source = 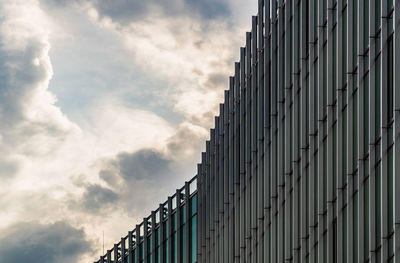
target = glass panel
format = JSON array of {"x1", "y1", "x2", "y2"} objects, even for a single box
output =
[
  {"x1": 172, "y1": 213, "x2": 177, "y2": 232},
  {"x1": 172, "y1": 232, "x2": 177, "y2": 263},
  {"x1": 156, "y1": 247, "x2": 160, "y2": 263},
  {"x1": 190, "y1": 195, "x2": 197, "y2": 216},
  {"x1": 163, "y1": 241, "x2": 168, "y2": 263},
  {"x1": 181, "y1": 224, "x2": 186, "y2": 261},
  {"x1": 189, "y1": 178, "x2": 197, "y2": 194},
  {"x1": 155, "y1": 228, "x2": 160, "y2": 246},
  {"x1": 139, "y1": 243, "x2": 144, "y2": 261},
  {"x1": 132, "y1": 249, "x2": 136, "y2": 263},
  {"x1": 190, "y1": 215, "x2": 197, "y2": 263},
  {"x1": 163, "y1": 222, "x2": 168, "y2": 239}
]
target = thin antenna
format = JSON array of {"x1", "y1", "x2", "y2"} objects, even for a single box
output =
[{"x1": 102, "y1": 231, "x2": 104, "y2": 256}]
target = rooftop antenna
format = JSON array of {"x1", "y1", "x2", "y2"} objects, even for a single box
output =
[{"x1": 102, "y1": 231, "x2": 104, "y2": 256}]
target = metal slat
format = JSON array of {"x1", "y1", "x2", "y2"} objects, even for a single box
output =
[
  {"x1": 346, "y1": 0, "x2": 356, "y2": 261},
  {"x1": 368, "y1": 0, "x2": 380, "y2": 261},
  {"x1": 291, "y1": 0, "x2": 301, "y2": 262},
  {"x1": 270, "y1": 0, "x2": 279, "y2": 261},
  {"x1": 234, "y1": 62, "x2": 241, "y2": 263},
  {"x1": 251, "y1": 15, "x2": 259, "y2": 263},
  {"x1": 257, "y1": 2, "x2": 265, "y2": 262},
  {"x1": 277, "y1": 1, "x2": 285, "y2": 261},
  {"x1": 336, "y1": 0, "x2": 347, "y2": 261},
  {"x1": 326, "y1": 1, "x2": 337, "y2": 262},
  {"x1": 264, "y1": 1, "x2": 272, "y2": 261},
  {"x1": 284, "y1": 0, "x2": 293, "y2": 261},
  {"x1": 239, "y1": 47, "x2": 246, "y2": 263},
  {"x1": 299, "y1": 0, "x2": 310, "y2": 260},
  {"x1": 394, "y1": 2, "x2": 400, "y2": 262},
  {"x1": 245, "y1": 31, "x2": 252, "y2": 263},
  {"x1": 380, "y1": 0, "x2": 390, "y2": 261},
  {"x1": 309, "y1": 0, "x2": 318, "y2": 262},
  {"x1": 357, "y1": 0, "x2": 368, "y2": 261}
]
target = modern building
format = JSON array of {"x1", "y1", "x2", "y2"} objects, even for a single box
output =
[{"x1": 94, "y1": 0, "x2": 400, "y2": 262}]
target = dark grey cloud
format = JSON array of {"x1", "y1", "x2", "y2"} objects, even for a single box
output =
[
  {"x1": 185, "y1": 0, "x2": 230, "y2": 19},
  {"x1": 0, "y1": 221, "x2": 93, "y2": 263},
  {"x1": 88, "y1": 0, "x2": 231, "y2": 24},
  {"x1": 116, "y1": 149, "x2": 172, "y2": 180},
  {"x1": 81, "y1": 184, "x2": 119, "y2": 211},
  {"x1": 205, "y1": 72, "x2": 228, "y2": 90}
]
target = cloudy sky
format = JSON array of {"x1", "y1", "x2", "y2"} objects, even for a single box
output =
[{"x1": 0, "y1": 0, "x2": 256, "y2": 262}]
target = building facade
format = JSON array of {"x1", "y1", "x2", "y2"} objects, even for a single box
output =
[{"x1": 95, "y1": 0, "x2": 400, "y2": 262}]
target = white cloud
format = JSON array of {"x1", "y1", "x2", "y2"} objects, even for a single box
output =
[
  {"x1": 0, "y1": 0, "x2": 257, "y2": 261},
  {"x1": 84, "y1": 4, "x2": 246, "y2": 127}
]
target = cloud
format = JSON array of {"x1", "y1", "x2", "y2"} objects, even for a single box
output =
[
  {"x1": 205, "y1": 72, "x2": 228, "y2": 90},
  {"x1": 89, "y1": 0, "x2": 230, "y2": 24},
  {"x1": 185, "y1": 0, "x2": 231, "y2": 19},
  {"x1": 70, "y1": 184, "x2": 119, "y2": 213},
  {"x1": 0, "y1": 0, "x2": 80, "y2": 160},
  {"x1": 117, "y1": 149, "x2": 172, "y2": 181},
  {"x1": 0, "y1": 221, "x2": 93, "y2": 263},
  {"x1": 166, "y1": 121, "x2": 208, "y2": 161},
  {"x1": 0, "y1": 0, "x2": 258, "y2": 261}
]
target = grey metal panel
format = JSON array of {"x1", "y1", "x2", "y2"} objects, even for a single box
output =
[
  {"x1": 284, "y1": 0, "x2": 293, "y2": 262},
  {"x1": 380, "y1": 0, "x2": 390, "y2": 262},
  {"x1": 395, "y1": 2, "x2": 400, "y2": 262},
  {"x1": 291, "y1": 0, "x2": 301, "y2": 262},
  {"x1": 299, "y1": 0, "x2": 310, "y2": 261},
  {"x1": 114, "y1": 244, "x2": 118, "y2": 263},
  {"x1": 222, "y1": 88, "x2": 229, "y2": 263},
  {"x1": 251, "y1": 15, "x2": 259, "y2": 263},
  {"x1": 346, "y1": 0, "x2": 356, "y2": 262},
  {"x1": 175, "y1": 189, "x2": 182, "y2": 263},
  {"x1": 316, "y1": 0, "x2": 326, "y2": 262},
  {"x1": 263, "y1": 1, "x2": 272, "y2": 262},
  {"x1": 121, "y1": 237, "x2": 126, "y2": 263},
  {"x1": 107, "y1": 250, "x2": 111, "y2": 263},
  {"x1": 214, "y1": 116, "x2": 220, "y2": 263},
  {"x1": 308, "y1": 0, "x2": 318, "y2": 262},
  {"x1": 357, "y1": 0, "x2": 368, "y2": 261},
  {"x1": 128, "y1": 231, "x2": 133, "y2": 263},
  {"x1": 167, "y1": 197, "x2": 173, "y2": 263},
  {"x1": 326, "y1": 1, "x2": 337, "y2": 262},
  {"x1": 277, "y1": 0, "x2": 285, "y2": 261},
  {"x1": 245, "y1": 30, "x2": 252, "y2": 263},
  {"x1": 209, "y1": 129, "x2": 216, "y2": 263},
  {"x1": 184, "y1": 182, "x2": 191, "y2": 263},
  {"x1": 257, "y1": 2, "x2": 265, "y2": 262},
  {"x1": 336, "y1": 0, "x2": 346, "y2": 261},
  {"x1": 234, "y1": 62, "x2": 241, "y2": 263},
  {"x1": 270, "y1": 0, "x2": 278, "y2": 261},
  {"x1": 219, "y1": 105, "x2": 224, "y2": 263},
  {"x1": 228, "y1": 77, "x2": 234, "y2": 263},
  {"x1": 205, "y1": 142, "x2": 211, "y2": 263},
  {"x1": 143, "y1": 218, "x2": 148, "y2": 263},
  {"x1": 135, "y1": 225, "x2": 140, "y2": 263},
  {"x1": 159, "y1": 204, "x2": 165, "y2": 263},
  {"x1": 239, "y1": 46, "x2": 246, "y2": 263},
  {"x1": 369, "y1": 0, "x2": 379, "y2": 261}
]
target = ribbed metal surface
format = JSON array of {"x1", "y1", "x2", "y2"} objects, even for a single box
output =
[
  {"x1": 94, "y1": 0, "x2": 400, "y2": 262},
  {"x1": 197, "y1": 0, "x2": 400, "y2": 262}
]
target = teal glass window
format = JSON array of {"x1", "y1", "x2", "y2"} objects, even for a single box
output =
[
  {"x1": 190, "y1": 195, "x2": 197, "y2": 216},
  {"x1": 131, "y1": 249, "x2": 136, "y2": 263},
  {"x1": 190, "y1": 215, "x2": 197, "y2": 263},
  {"x1": 139, "y1": 243, "x2": 144, "y2": 261}
]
